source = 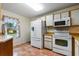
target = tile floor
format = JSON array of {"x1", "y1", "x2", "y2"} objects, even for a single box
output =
[{"x1": 13, "y1": 43, "x2": 63, "y2": 56}]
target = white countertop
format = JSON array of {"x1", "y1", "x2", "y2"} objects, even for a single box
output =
[{"x1": 0, "y1": 35, "x2": 13, "y2": 42}]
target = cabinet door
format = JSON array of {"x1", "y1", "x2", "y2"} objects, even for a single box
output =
[
  {"x1": 75, "y1": 39, "x2": 79, "y2": 56},
  {"x1": 46, "y1": 14, "x2": 53, "y2": 26},
  {"x1": 44, "y1": 40, "x2": 52, "y2": 49},
  {"x1": 54, "y1": 13, "x2": 60, "y2": 20},
  {"x1": 71, "y1": 9, "x2": 79, "y2": 25},
  {"x1": 61, "y1": 12, "x2": 69, "y2": 18},
  {"x1": 0, "y1": 3, "x2": 2, "y2": 19},
  {"x1": 4, "y1": 39, "x2": 13, "y2": 56},
  {"x1": 0, "y1": 3, "x2": 2, "y2": 33},
  {"x1": 41, "y1": 16, "x2": 45, "y2": 21}
]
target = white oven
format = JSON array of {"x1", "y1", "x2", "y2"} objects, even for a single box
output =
[
  {"x1": 54, "y1": 17, "x2": 71, "y2": 27},
  {"x1": 53, "y1": 33, "x2": 72, "y2": 55}
]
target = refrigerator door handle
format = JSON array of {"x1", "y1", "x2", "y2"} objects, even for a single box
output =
[{"x1": 32, "y1": 27, "x2": 34, "y2": 31}]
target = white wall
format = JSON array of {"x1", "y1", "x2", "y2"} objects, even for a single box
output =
[{"x1": 2, "y1": 10, "x2": 30, "y2": 46}]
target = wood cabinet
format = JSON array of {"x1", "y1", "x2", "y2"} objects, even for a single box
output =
[
  {"x1": 0, "y1": 38, "x2": 13, "y2": 56},
  {"x1": 46, "y1": 14, "x2": 53, "y2": 26},
  {"x1": 71, "y1": 9, "x2": 79, "y2": 25},
  {"x1": 61, "y1": 12, "x2": 69, "y2": 18}
]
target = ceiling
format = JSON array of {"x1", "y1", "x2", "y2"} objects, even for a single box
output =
[{"x1": 2, "y1": 3, "x2": 78, "y2": 18}]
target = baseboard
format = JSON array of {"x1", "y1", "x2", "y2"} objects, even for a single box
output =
[{"x1": 13, "y1": 41, "x2": 30, "y2": 48}]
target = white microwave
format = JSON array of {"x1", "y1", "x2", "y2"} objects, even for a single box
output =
[{"x1": 54, "y1": 17, "x2": 71, "y2": 27}]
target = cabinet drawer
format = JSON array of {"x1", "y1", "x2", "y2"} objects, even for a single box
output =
[
  {"x1": 31, "y1": 39, "x2": 43, "y2": 48},
  {"x1": 44, "y1": 38, "x2": 52, "y2": 41},
  {"x1": 44, "y1": 36, "x2": 52, "y2": 38},
  {"x1": 44, "y1": 41, "x2": 52, "y2": 49}
]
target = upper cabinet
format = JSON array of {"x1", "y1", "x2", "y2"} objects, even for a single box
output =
[
  {"x1": 46, "y1": 14, "x2": 53, "y2": 26},
  {"x1": 54, "y1": 13, "x2": 60, "y2": 20},
  {"x1": 61, "y1": 12, "x2": 69, "y2": 18},
  {"x1": 0, "y1": 3, "x2": 1, "y2": 19},
  {"x1": 41, "y1": 16, "x2": 45, "y2": 21},
  {"x1": 0, "y1": 3, "x2": 2, "y2": 20},
  {"x1": 0, "y1": 3, "x2": 2, "y2": 34},
  {"x1": 71, "y1": 9, "x2": 79, "y2": 26},
  {"x1": 54, "y1": 12, "x2": 69, "y2": 20}
]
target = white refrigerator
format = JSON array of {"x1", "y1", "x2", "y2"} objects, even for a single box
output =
[{"x1": 31, "y1": 19, "x2": 45, "y2": 48}]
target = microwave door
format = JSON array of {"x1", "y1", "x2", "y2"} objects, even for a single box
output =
[{"x1": 55, "y1": 21, "x2": 65, "y2": 26}]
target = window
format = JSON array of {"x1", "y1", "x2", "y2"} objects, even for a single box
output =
[{"x1": 2, "y1": 16, "x2": 20, "y2": 38}]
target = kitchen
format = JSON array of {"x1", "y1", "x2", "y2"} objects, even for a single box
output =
[{"x1": 0, "y1": 3, "x2": 79, "y2": 56}]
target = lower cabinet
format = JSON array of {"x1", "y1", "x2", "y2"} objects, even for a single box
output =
[
  {"x1": 75, "y1": 39, "x2": 79, "y2": 56},
  {"x1": 44, "y1": 40, "x2": 52, "y2": 49},
  {"x1": 0, "y1": 38, "x2": 13, "y2": 56}
]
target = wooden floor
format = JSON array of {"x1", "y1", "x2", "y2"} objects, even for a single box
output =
[{"x1": 13, "y1": 43, "x2": 63, "y2": 56}]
